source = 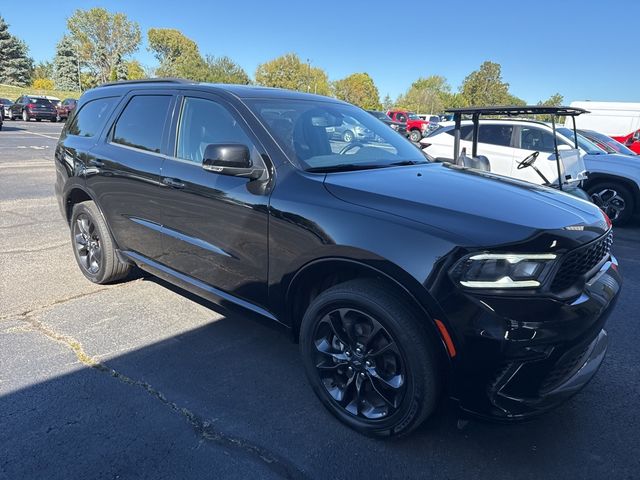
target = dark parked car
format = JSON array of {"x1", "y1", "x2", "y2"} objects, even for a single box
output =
[
  {"x1": 55, "y1": 98, "x2": 78, "y2": 121},
  {"x1": 579, "y1": 129, "x2": 637, "y2": 156},
  {"x1": 55, "y1": 79, "x2": 621, "y2": 437},
  {"x1": 8, "y1": 95, "x2": 57, "y2": 122},
  {"x1": 367, "y1": 110, "x2": 407, "y2": 135}
]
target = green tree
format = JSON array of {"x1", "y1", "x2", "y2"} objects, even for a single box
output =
[
  {"x1": 381, "y1": 93, "x2": 393, "y2": 111},
  {"x1": 255, "y1": 53, "x2": 331, "y2": 96},
  {"x1": 147, "y1": 28, "x2": 201, "y2": 78},
  {"x1": 0, "y1": 16, "x2": 33, "y2": 86},
  {"x1": 333, "y1": 72, "x2": 381, "y2": 109},
  {"x1": 53, "y1": 35, "x2": 80, "y2": 91},
  {"x1": 459, "y1": 61, "x2": 511, "y2": 106},
  {"x1": 396, "y1": 75, "x2": 451, "y2": 113},
  {"x1": 67, "y1": 8, "x2": 141, "y2": 84},
  {"x1": 33, "y1": 61, "x2": 53, "y2": 81},
  {"x1": 126, "y1": 60, "x2": 146, "y2": 80},
  {"x1": 203, "y1": 55, "x2": 249, "y2": 84},
  {"x1": 536, "y1": 92, "x2": 564, "y2": 121}
]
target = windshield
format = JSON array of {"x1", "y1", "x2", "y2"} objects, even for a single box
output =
[
  {"x1": 407, "y1": 113, "x2": 421, "y2": 120},
  {"x1": 556, "y1": 127, "x2": 605, "y2": 155},
  {"x1": 249, "y1": 100, "x2": 429, "y2": 172},
  {"x1": 579, "y1": 130, "x2": 636, "y2": 156}
]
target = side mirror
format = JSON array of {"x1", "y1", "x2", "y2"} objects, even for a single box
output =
[
  {"x1": 202, "y1": 144, "x2": 265, "y2": 180},
  {"x1": 633, "y1": 131, "x2": 640, "y2": 142}
]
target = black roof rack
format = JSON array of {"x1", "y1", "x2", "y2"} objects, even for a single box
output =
[
  {"x1": 98, "y1": 78, "x2": 195, "y2": 87},
  {"x1": 445, "y1": 105, "x2": 588, "y2": 116}
]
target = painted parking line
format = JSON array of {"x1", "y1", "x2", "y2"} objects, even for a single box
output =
[{"x1": 15, "y1": 130, "x2": 60, "y2": 140}]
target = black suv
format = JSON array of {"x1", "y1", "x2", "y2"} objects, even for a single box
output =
[{"x1": 55, "y1": 79, "x2": 621, "y2": 437}]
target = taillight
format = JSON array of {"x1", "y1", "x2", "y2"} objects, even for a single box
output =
[{"x1": 26, "y1": 103, "x2": 36, "y2": 109}]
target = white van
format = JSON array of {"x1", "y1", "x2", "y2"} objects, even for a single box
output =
[{"x1": 568, "y1": 101, "x2": 640, "y2": 152}]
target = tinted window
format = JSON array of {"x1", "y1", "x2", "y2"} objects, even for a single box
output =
[
  {"x1": 67, "y1": 97, "x2": 117, "y2": 137},
  {"x1": 176, "y1": 97, "x2": 254, "y2": 163},
  {"x1": 520, "y1": 127, "x2": 559, "y2": 152},
  {"x1": 445, "y1": 125, "x2": 473, "y2": 139},
  {"x1": 479, "y1": 124, "x2": 513, "y2": 147},
  {"x1": 113, "y1": 95, "x2": 171, "y2": 153}
]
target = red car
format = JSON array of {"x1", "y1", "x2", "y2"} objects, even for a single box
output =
[
  {"x1": 55, "y1": 98, "x2": 78, "y2": 121},
  {"x1": 386, "y1": 110, "x2": 430, "y2": 142}
]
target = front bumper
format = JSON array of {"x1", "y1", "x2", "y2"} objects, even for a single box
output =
[{"x1": 444, "y1": 257, "x2": 621, "y2": 420}]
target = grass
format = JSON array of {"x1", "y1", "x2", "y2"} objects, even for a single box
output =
[{"x1": 0, "y1": 83, "x2": 81, "y2": 102}]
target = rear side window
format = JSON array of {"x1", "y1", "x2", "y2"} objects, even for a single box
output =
[
  {"x1": 67, "y1": 97, "x2": 117, "y2": 137},
  {"x1": 478, "y1": 125, "x2": 513, "y2": 147},
  {"x1": 112, "y1": 95, "x2": 171, "y2": 153}
]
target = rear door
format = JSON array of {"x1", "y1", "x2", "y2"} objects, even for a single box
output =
[
  {"x1": 87, "y1": 90, "x2": 175, "y2": 260},
  {"x1": 158, "y1": 92, "x2": 271, "y2": 307}
]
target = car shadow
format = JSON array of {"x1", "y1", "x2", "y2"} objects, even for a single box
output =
[
  {"x1": 0, "y1": 124, "x2": 28, "y2": 132},
  {"x1": 2, "y1": 266, "x2": 639, "y2": 479}
]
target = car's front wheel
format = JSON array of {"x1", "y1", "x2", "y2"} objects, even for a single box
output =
[
  {"x1": 300, "y1": 279, "x2": 440, "y2": 438},
  {"x1": 588, "y1": 182, "x2": 635, "y2": 226},
  {"x1": 70, "y1": 201, "x2": 131, "y2": 284},
  {"x1": 22, "y1": 110, "x2": 28, "y2": 122},
  {"x1": 342, "y1": 130, "x2": 354, "y2": 143}
]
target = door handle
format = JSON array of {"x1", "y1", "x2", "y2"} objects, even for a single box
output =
[{"x1": 162, "y1": 177, "x2": 185, "y2": 189}]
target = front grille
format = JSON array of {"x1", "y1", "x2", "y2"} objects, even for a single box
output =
[{"x1": 550, "y1": 231, "x2": 613, "y2": 292}]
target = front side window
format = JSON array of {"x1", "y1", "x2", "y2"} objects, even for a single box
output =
[
  {"x1": 519, "y1": 127, "x2": 559, "y2": 152},
  {"x1": 176, "y1": 97, "x2": 254, "y2": 163},
  {"x1": 112, "y1": 95, "x2": 171, "y2": 153},
  {"x1": 248, "y1": 99, "x2": 429, "y2": 172},
  {"x1": 67, "y1": 97, "x2": 117, "y2": 137}
]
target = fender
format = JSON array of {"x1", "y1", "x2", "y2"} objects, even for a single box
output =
[{"x1": 284, "y1": 256, "x2": 454, "y2": 368}]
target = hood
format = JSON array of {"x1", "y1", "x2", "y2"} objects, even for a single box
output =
[{"x1": 324, "y1": 163, "x2": 608, "y2": 247}]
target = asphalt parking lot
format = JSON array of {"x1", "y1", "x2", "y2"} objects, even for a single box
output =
[{"x1": 1, "y1": 120, "x2": 639, "y2": 480}]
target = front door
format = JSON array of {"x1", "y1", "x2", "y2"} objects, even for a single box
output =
[
  {"x1": 158, "y1": 93, "x2": 270, "y2": 307},
  {"x1": 512, "y1": 125, "x2": 569, "y2": 185}
]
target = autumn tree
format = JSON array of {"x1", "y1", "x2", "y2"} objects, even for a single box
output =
[
  {"x1": 53, "y1": 35, "x2": 80, "y2": 90},
  {"x1": 333, "y1": 72, "x2": 381, "y2": 110},
  {"x1": 126, "y1": 60, "x2": 146, "y2": 80},
  {"x1": 67, "y1": 8, "x2": 141, "y2": 84},
  {"x1": 0, "y1": 16, "x2": 33, "y2": 86},
  {"x1": 203, "y1": 55, "x2": 249, "y2": 84},
  {"x1": 255, "y1": 53, "x2": 331, "y2": 96}
]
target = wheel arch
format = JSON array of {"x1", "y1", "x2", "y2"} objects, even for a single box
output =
[
  {"x1": 284, "y1": 257, "x2": 453, "y2": 368},
  {"x1": 64, "y1": 186, "x2": 122, "y2": 250}
]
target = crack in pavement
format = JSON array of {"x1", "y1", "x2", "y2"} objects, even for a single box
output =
[
  {"x1": 13, "y1": 311, "x2": 308, "y2": 480},
  {"x1": 0, "y1": 242, "x2": 69, "y2": 255}
]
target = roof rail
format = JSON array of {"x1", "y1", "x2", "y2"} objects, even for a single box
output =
[{"x1": 98, "y1": 78, "x2": 195, "y2": 87}]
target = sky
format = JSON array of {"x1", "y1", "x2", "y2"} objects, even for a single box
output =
[{"x1": 1, "y1": 0, "x2": 638, "y2": 104}]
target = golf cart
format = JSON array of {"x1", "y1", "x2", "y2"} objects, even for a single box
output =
[{"x1": 446, "y1": 106, "x2": 590, "y2": 199}]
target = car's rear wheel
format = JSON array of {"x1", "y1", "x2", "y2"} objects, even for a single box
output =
[
  {"x1": 409, "y1": 129, "x2": 421, "y2": 142},
  {"x1": 300, "y1": 279, "x2": 440, "y2": 438},
  {"x1": 22, "y1": 110, "x2": 28, "y2": 122},
  {"x1": 70, "y1": 201, "x2": 131, "y2": 284},
  {"x1": 588, "y1": 182, "x2": 635, "y2": 226},
  {"x1": 343, "y1": 130, "x2": 354, "y2": 143}
]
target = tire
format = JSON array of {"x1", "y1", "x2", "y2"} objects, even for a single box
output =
[
  {"x1": 409, "y1": 129, "x2": 422, "y2": 142},
  {"x1": 9, "y1": 111, "x2": 15, "y2": 120},
  {"x1": 299, "y1": 279, "x2": 441, "y2": 438},
  {"x1": 587, "y1": 182, "x2": 635, "y2": 226},
  {"x1": 342, "y1": 130, "x2": 354, "y2": 143},
  {"x1": 51, "y1": 116, "x2": 57, "y2": 123},
  {"x1": 70, "y1": 201, "x2": 131, "y2": 284},
  {"x1": 36, "y1": 118, "x2": 42, "y2": 122},
  {"x1": 22, "y1": 110, "x2": 28, "y2": 122}
]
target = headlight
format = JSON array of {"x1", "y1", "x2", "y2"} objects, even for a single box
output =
[
  {"x1": 421, "y1": 123, "x2": 429, "y2": 131},
  {"x1": 450, "y1": 253, "x2": 557, "y2": 289}
]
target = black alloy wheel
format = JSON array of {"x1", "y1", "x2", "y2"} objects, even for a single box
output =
[
  {"x1": 588, "y1": 183, "x2": 634, "y2": 226},
  {"x1": 300, "y1": 279, "x2": 440, "y2": 437},
  {"x1": 73, "y1": 213, "x2": 103, "y2": 275},
  {"x1": 313, "y1": 307, "x2": 407, "y2": 419}
]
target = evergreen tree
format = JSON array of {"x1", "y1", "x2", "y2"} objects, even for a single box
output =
[
  {"x1": 0, "y1": 16, "x2": 33, "y2": 86},
  {"x1": 53, "y1": 35, "x2": 80, "y2": 91}
]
